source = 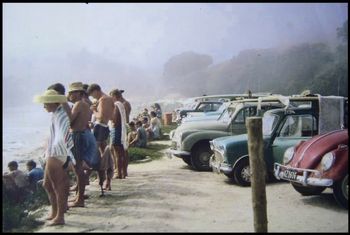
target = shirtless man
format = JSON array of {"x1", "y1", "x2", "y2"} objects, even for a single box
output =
[
  {"x1": 119, "y1": 90, "x2": 131, "y2": 177},
  {"x1": 87, "y1": 84, "x2": 114, "y2": 190},
  {"x1": 109, "y1": 89, "x2": 129, "y2": 179},
  {"x1": 67, "y1": 82, "x2": 95, "y2": 207}
]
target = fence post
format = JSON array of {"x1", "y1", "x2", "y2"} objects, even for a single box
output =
[{"x1": 246, "y1": 117, "x2": 268, "y2": 232}]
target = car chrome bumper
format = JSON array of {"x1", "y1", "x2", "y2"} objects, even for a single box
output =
[
  {"x1": 274, "y1": 163, "x2": 333, "y2": 187},
  {"x1": 210, "y1": 158, "x2": 221, "y2": 174},
  {"x1": 166, "y1": 148, "x2": 191, "y2": 159},
  {"x1": 219, "y1": 163, "x2": 233, "y2": 175}
]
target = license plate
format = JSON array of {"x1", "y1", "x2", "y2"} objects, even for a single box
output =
[{"x1": 282, "y1": 169, "x2": 297, "y2": 181}]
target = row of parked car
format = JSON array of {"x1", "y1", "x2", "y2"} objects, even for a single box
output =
[{"x1": 167, "y1": 92, "x2": 348, "y2": 208}]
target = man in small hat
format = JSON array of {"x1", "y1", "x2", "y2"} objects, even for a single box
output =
[
  {"x1": 67, "y1": 82, "x2": 99, "y2": 207},
  {"x1": 33, "y1": 89, "x2": 74, "y2": 226},
  {"x1": 109, "y1": 89, "x2": 132, "y2": 178}
]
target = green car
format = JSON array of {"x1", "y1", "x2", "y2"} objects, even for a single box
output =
[
  {"x1": 210, "y1": 95, "x2": 347, "y2": 186},
  {"x1": 167, "y1": 97, "x2": 284, "y2": 171}
]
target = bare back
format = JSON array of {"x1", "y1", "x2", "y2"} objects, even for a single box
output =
[
  {"x1": 96, "y1": 95, "x2": 114, "y2": 124},
  {"x1": 123, "y1": 99, "x2": 131, "y2": 124},
  {"x1": 71, "y1": 100, "x2": 91, "y2": 131}
]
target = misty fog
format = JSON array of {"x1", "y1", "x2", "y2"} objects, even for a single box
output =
[{"x1": 3, "y1": 3, "x2": 348, "y2": 115}]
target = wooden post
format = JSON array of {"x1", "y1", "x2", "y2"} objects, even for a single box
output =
[{"x1": 246, "y1": 117, "x2": 268, "y2": 233}]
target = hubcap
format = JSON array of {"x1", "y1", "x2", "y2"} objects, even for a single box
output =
[
  {"x1": 200, "y1": 152, "x2": 211, "y2": 165},
  {"x1": 241, "y1": 166, "x2": 251, "y2": 182}
]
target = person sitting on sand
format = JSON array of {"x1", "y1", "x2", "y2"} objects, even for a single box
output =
[
  {"x1": 33, "y1": 89, "x2": 74, "y2": 226},
  {"x1": 147, "y1": 111, "x2": 162, "y2": 140},
  {"x1": 3, "y1": 161, "x2": 30, "y2": 202},
  {"x1": 129, "y1": 121, "x2": 147, "y2": 148},
  {"x1": 127, "y1": 121, "x2": 138, "y2": 146},
  {"x1": 26, "y1": 160, "x2": 44, "y2": 190}
]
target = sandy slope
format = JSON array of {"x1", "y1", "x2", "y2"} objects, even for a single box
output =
[{"x1": 36, "y1": 149, "x2": 348, "y2": 232}]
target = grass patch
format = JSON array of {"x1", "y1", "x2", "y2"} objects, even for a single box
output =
[
  {"x1": 161, "y1": 124, "x2": 178, "y2": 135},
  {"x1": 128, "y1": 142, "x2": 170, "y2": 163},
  {"x1": 2, "y1": 185, "x2": 49, "y2": 232}
]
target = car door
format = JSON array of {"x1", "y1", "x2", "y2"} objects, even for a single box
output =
[
  {"x1": 270, "y1": 114, "x2": 318, "y2": 166},
  {"x1": 230, "y1": 107, "x2": 257, "y2": 135}
]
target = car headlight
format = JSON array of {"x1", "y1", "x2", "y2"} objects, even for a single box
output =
[
  {"x1": 212, "y1": 143, "x2": 225, "y2": 155},
  {"x1": 283, "y1": 147, "x2": 295, "y2": 164},
  {"x1": 321, "y1": 152, "x2": 335, "y2": 171}
]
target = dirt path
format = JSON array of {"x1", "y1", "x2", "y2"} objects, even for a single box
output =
[{"x1": 36, "y1": 147, "x2": 348, "y2": 232}]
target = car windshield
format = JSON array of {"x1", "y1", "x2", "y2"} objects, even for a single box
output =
[
  {"x1": 219, "y1": 107, "x2": 235, "y2": 122},
  {"x1": 262, "y1": 113, "x2": 279, "y2": 135},
  {"x1": 182, "y1": 102, "x2": 198, "y2": 110}
]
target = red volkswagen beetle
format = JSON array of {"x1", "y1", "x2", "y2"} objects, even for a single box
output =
[{"x1": 274, "y1": 129, "x2": 348, "y2": 208}]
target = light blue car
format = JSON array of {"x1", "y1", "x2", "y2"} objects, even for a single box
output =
[{"x1": 181, "y1": 102, "x2": 230, "y2": 124}]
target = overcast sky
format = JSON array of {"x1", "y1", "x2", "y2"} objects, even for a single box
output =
[{"x1": 4, "y1": 3, "x2": 348, "y2": 71}]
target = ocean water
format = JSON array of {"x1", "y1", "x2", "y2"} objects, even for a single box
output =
[{"x1": 3, "y1": 105, "x2": 51, "y2": 172}]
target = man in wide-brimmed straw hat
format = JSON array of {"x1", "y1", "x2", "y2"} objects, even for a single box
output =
[
  {"x1": 33, "y1": 89, "x2": 74, "y2": 226},
  {"x1": 67, "y1": 82, "x2": 100, "y2": 207}
]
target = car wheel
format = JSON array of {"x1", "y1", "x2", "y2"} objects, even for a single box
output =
[
  {"x1": 291, "y1": 183, "x2": 326, "y2": 196},
  {"x1": 333, "y1": 174, "x2": 348, "y2": 209},
  {"x1": 191, "y1": 142, "x2": 212, "y2": 171},
  {"x1": 182, "y1": 156, "x2": 192, "y2": 166},
  {"x1": 233, "y1": 158, "x2": 251, "y2": 187}
]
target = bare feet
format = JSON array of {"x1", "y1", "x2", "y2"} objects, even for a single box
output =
[
  {"x1": 45, "y1": 215, "x2": 55, "y2": 221},
  {"x1": 103, "y1": 185, "x2": 112, "y2": 191},
  {"x1": 47, "y1": 219, "x2": 65, "y2": 226},
  {"x1": 68, "y1": 201, "x2": 85, "y2": 208}
]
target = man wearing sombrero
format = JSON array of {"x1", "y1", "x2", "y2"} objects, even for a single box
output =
[{"x1": 33, "y1": 89, "x2": 74, "y2": 226}]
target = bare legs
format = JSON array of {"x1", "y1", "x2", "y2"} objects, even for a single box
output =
[
  {"x1": 43, "y1": 157, "x2": 69, "y2": 226},
  {"x1": 68, "y1": 160, "x2": 85, "y2": 207},
  {"x1": 111, "y1": 145, "x2": 126, "y2": 179}
]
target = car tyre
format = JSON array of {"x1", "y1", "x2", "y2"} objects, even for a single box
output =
[
  {"x1": 291, "y1": 183, "x2": 326, "y2": 196},
  {"x1": 333, "y1": 174, "x2": 348, "y2": 209},
  {"x1": 233, "y1": 158, "x2": 251, "y2": 187},
  {"x1": 191, "y1": 142, "x2": 212, "y2": 171}
]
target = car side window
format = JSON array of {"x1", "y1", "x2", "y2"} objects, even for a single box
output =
[
  {"x1": 234, "y1": 107, "x2": 257, "y2": 124},
  {"x1": 279, "y1": 114, "x2": 317, "y2": 137}
]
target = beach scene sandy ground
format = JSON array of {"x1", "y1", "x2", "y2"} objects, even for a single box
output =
[{"x1": 33, "y1": 143, "x2": 348, "y2": 233}]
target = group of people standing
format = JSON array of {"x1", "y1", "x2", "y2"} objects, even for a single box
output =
[{"x1": 32, "y1": 82, "x2": 131, "y2": 226}]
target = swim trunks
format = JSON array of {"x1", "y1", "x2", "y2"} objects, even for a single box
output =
[
  {"x1": 110, "y1": 126, "x2": 122, "y2": 146},
  {"x1": 93, "y1": 123, "x2": 110, "y2": 142}
]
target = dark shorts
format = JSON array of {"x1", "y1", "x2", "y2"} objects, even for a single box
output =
[
  {"x1": 110, "y1": 126, "x2": 122, "y2": 146},
  {"x1": 72, "y1": 131, "x2": 85, "y2": 162},
  {"x1": 93, "y1": 124, "x2": 110, "y2": 142}
]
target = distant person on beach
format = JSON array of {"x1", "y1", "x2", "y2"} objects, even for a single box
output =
[
  {"x1": 147, "y1": 111, "x2": 162, "y2": 140},
  {"x1": 67, "y1": 82, "x2": 98, "y2": 207},
  {"x1": 129, "y1": 121, "x2": 147, "y2": 148},
  {"x1": 109, "y1": 89, "x2": 128, "y2": 179},
  {"x1": 127, "y1": 121, "x2": 137, "y2": 146},
  {"x1": 3, "y1": 161, "x2": 30, "y2": 201},
  {"x1": 26, "y1": 160, "x2": 44, "y2": 189},
  {"x1": 152, "y1": 103, "x2": 162, "y2": 119},
  {"x1": 87, "y1": 84, "x2": 114, "y2": 190},
  {"x1": 33, "y1": 89, "x2": 74, "y2": 226}
]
